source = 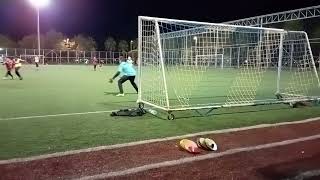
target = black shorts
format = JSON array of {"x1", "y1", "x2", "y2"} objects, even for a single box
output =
[{"x1": 119, "y1": 75, "x2": 136, "y2": 83}]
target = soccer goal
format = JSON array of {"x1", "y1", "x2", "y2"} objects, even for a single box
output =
[
  {"x1": 137, "y1": 16, "x2": 320, "y2": 120},
  {"x1": 21, "y1": 55, "x2": 45, "y2": 64}
]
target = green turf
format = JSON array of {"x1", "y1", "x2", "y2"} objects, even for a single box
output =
[{"x1": 0, "y1": 65, "x2": 319, "y2": 160}]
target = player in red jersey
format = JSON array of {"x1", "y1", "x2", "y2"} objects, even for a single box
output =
[{"x1": 2, "y1": 57, "x2": 15, "y2": 80}]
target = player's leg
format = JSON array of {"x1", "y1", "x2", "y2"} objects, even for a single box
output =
[
  {"x1": 117, "y1": 76, "x2": 129, "y2": 96},
  {"x1": 15, "y1": 67, "x2": 23, "y2": 80},
  {"x1": 128, "y1": 76, "x2": 138, "y2": 93},
  {"x1": 3, "y1": 71, "x2": 9, "y2": 79},
  {"x1": 6, "y1": 70, "x2": 13, "y2": 79},
  {"x1": 94, "y1": 64, "x2": 97, "y2": 71}
]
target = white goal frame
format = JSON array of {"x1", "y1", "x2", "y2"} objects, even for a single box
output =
[{"x1": 137, "y1": 16, "x2": 320, "y2": 115}]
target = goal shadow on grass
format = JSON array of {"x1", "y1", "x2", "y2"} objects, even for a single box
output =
[
  {"x1": 104, "y1": 92, "x2": 138, "y2": 95},
  {"x1": 152, "y1": 106, "x2": 293, "y2": 121},
  {"x1": 257, "y1": 154, "x2": 320, "y2": 180}
]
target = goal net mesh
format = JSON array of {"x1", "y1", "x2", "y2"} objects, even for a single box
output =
[{"x1": 138, "y1": 17, "x2": 320, "y2": 111}]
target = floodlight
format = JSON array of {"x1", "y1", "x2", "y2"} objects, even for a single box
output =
[{"x1": 29, "y1": 0, "x2": 50, "y2": 8}]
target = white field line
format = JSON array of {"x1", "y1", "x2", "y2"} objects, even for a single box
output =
[
  {"x1": 0, "y1": 110, "x2": 116, "y2": 121},
  {"x1": 0, "y1": 117, "x2": 319, "y2": 165},
  {"x1": 76, "y1": 134, "x2": 320, "y2": 180}
]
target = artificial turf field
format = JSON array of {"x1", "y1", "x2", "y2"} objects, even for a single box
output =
[{"x1": 0, "y1": 65, "x2": 319, "y2": 160}]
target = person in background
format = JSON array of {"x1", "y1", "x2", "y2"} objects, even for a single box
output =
[
  {"x1": 35, "y1": 56, "x2": 40, "y2": 70},
  {"x1": 92, "y1": 57, "x2": 98, "y2": 71}
]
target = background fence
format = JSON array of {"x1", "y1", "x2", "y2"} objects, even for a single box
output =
[
  {"x1": 0, "y1": 48, "x2": 139, "y2": 65},
  {"x1": 0, "y1": 47, "x2": 317, "y2": 70}
]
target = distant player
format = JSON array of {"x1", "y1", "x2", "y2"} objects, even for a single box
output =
[
  {"x1": 2, "y1": 57, "x2": 14, "y2": 80},
  {"x1": 34, "y1": 56, "x2": 40, "y2": 69},
  {"x1": 0, "y1": 55, "x2": 4, "y2": 64},
  {"x1": 92, "y1": 57, "x2": 98, "y2": 71},
  {"x1": 14, "y1": 57, "x2": 24, "y2": 80},
  {"x1": 316, "y1": 59, "x2": 320, "y2": 70},
  {"x1": 84, "y1": 59, "x2": 89, "y2": 65},
  {"x1": 109, "y1": 57, "x2": 138, "y2": 97}
]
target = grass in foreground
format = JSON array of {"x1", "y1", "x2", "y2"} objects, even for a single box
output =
[{"x1": 0, "y1": 65, "x2": 319, "y2": 160}]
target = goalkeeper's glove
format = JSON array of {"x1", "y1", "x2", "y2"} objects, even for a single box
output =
[{"x1": 109, "y1": 78, "x2": 113, "y2": 83}]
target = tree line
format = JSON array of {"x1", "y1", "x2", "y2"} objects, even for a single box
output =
[
  {"x1": 0, "y1": 30, "x2": 138, "y2": 52},
  {"x1": 0, "y1": 20, "x2": 319, "y2": 53}
]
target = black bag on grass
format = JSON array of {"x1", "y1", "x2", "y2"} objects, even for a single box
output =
[{"x1": 110, "y1": 108, "x2": 147, "y2": 117}]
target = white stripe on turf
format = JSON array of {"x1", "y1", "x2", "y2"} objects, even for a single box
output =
[
  {"x1": 0, "y1": 110, "x2": 116, "y2": 121},
  {"x1": 76, "y1": 134, "x2": 320, "y2": 180},
  {"x1": 0, "y1": 117, "x2": 319, "y2": 165}
]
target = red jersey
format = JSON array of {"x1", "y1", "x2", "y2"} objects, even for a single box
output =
[{"x1": 4, "y1": 58, "x2": 15, "y2": 71}]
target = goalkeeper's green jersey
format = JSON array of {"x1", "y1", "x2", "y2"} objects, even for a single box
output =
[{"x1": 118, "y1": 62, "x2": 136, "y2": 76}]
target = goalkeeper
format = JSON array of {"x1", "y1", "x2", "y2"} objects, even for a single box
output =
[{"x1": 109, "y1": 57, "x2": 138, "y2": 97}]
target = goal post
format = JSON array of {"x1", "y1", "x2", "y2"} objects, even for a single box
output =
[
  {"x1": 277, "y1": 31, "x2": 320, "y2": 101},
  {"x1": 155, "y1": 19, "x2": 170, "y2": 110},
  {"x1": 137, "y1": 16, "x2": 320, "y2": 116}
]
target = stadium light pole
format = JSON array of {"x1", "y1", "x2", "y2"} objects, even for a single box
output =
[{"x1": 29, "y1": 0, "x2": 50, "y2": 64}]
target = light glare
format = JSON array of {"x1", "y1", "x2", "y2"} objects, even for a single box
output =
[{"x1": 29, "y1": 0, "x2": 50, "y2": 8}]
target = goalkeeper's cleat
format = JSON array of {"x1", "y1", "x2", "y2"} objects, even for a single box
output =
[{"x1": 116, "y1": 93, "x2": 125, "y2": 97}]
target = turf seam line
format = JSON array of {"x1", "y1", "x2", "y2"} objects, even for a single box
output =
[
  {"x1": 0, "y1": 116, "x2": 319, "y2": 165},
  {"x1": 76, "y1": 134, "x2": 320, "y2": 180},
  {"x1": 0, "y1": 110, "x2": 116, "y2": 121}
]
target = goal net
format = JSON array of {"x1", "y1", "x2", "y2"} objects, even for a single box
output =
[
  {"x1": 21, "y1": 55, "x2": 45, "y2": 65},
  {"x1": 137, "y1": 16, "x2": 320, "y2": 112}
]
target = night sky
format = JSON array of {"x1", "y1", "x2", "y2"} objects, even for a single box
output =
[{"x1": 0, "y1": 0, "x2": 319, "y2": 49}]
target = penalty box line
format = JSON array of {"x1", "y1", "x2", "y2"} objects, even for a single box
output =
[{"x1": 0, "y1": 110, "x2": 116, "y2": 121}]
